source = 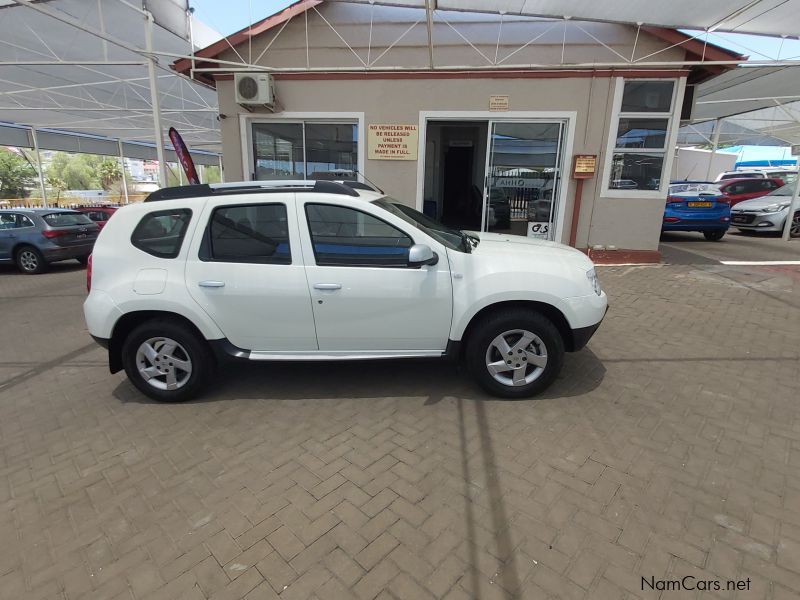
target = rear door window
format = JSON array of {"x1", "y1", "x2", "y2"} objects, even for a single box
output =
[
  {"x1": 131, "y1": 209, "x2": 192, "y2": 258},
  {"x1": 201, "y1": 203, "x2": 291, "y2": 264}
]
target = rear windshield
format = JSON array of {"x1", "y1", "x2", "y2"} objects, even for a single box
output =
[{"x1": 42, "y1": 212, "x2": 94, "y2": 227}]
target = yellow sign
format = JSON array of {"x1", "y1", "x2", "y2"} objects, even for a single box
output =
[
  {"x1": 367, "y1": 124, "x2": 418, "y2": 160},
  {"x1": 572, "y1": 154, "x2": 597, "y2": 179},
  {"x1": 489, "y1": 95, "x2": 509, "y2": 111}
]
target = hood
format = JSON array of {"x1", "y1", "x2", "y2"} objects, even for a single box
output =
[
  {"x1": 468, "y1": 231, "x2": 593, "y2": 267},
  {"x1": 732, "y1": 195, "x2": 792, "y2": 210}
]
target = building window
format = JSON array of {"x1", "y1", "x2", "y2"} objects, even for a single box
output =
[
  {"x1": 252, "y1": 122, "x2": 358, "y2": 181},
  {"x1": 608, "y1": 80, "x2": 676, "y2": 192}
]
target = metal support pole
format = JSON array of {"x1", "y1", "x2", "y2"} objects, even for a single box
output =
[
  {"x1": 118, "y1": 140, "x2": 129, "y2": 204},
  {"x1": 218, "y1": 155, "x2": 225, "y2": 183},
  {"x1": 705, "y1": 118, "x2": 721, "y2": 181},
  {"x1": 781, "y1": 156, "x2": 800, "y2": 241},
  {"x1": 30, "y1": 127, "x2": 47, "y2": 208},
  {"x1": 145, "y1": 11, "x2": 168, "y2": 187}
]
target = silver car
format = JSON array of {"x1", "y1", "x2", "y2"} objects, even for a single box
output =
[
  {"x1": 0, "y1": 208, "x2": 99, "y2": 274},
  {"x1": 730, "y1": 183, "x2": 800, "y2": 237}
]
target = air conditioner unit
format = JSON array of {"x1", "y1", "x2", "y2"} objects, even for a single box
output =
[{"x1": 234, "y1": 73, "x2": 275, "y2": 109}]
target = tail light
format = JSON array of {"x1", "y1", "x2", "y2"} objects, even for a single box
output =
[
  {"x1": 86, "y1": 254, "x2": 92, "y2": 292},
  {"x1": 42, "y1": 229, "x2": 68, "y2": 239},
  {"x1": 663, "y1": 217, "x2": 680, "y2": 223}
]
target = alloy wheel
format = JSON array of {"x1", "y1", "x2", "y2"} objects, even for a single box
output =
[
  {"x1": 485, "y1": 328, "x2": 548, "y2": 387},
  {"x1": 19, "y1": 250, "x2": 38, "y2": 272},
  {"x1": 791, "y1": 212, "x2": 800, "y2": 238},
  {"x1": 135, "y1": 337, "x2": 193, "y2": 391}
]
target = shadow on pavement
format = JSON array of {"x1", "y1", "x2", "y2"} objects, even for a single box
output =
[{"x1": 113, "y1": 347, "x2": 606, "y2": 406}]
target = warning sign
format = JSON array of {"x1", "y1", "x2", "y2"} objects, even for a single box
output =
[{"x1": 367, "y1": 124, "x2": 418, "y2": 161}]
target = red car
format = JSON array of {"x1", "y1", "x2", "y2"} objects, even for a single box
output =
[
  {"x1": 75, "y1": 206, "x2": 118, "y2": 230},
  {"x1": 717, "y1": 178, "x2": 784, "y2": 207}
]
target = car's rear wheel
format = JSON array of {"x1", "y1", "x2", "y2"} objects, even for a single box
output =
[
  {"x1": 15, "y1": 246, "x2": 47, "y2": 274},
  {"x1": 121, "y1": 320, "x2": 213, "y2": 402},
  {"x1": 466, "y1": 309, "x2": 564, "y2": 399},
  {"x1": 790, "y1": 211, "x2": 800, "y2": 238},
  {"x1": 703, "y1": 230, "x2": 725, "y2": 241}
]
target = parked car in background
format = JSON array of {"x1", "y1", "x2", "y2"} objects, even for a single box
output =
[
  {"x1": 717, "y1": 178, "x2": 784, "y2": 207},
  {"x1": 730, "y1": 183, "x2": 800, "y2": 237},
  {"x1": 610, "y1": 179, "x2": 638, "y2": 189},
  {"x1": 75, "y1": 206, "x2": 118, "y2": 230},
  {"x1": 0, "y1": 208, "x2": 99, "y2": 273},
  {"x1": 663, "y1": 184, "x2": 730, "y2": 241},
  {"x1": 84, "y1": 180, "x2": 607, "y2": 402},
  {"x1": 716, "y1": 171, "x2": 768, "y2": 181},
  {"x1": 715, "y1": 168, "x2": 797, "y2": 183}
]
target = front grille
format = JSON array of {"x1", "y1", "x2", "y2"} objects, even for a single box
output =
[{"x1": 731, "y1": 212, "x2": 756, "y2": 224}]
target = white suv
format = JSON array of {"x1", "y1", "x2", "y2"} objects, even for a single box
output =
[{"x1": 84, "y1": 181, "x2": 607, "y2": 401}]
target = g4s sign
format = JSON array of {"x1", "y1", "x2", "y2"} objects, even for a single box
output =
[{"x1": 528, "y1": 222, "x2": 550, "y2": 239}]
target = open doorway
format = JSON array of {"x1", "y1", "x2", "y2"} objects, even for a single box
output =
[{"x1": 422, "y1": 121, "x2": 487, "y2": 231}]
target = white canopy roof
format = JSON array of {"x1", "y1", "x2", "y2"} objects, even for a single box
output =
[
  {"x1": 332, "y1": 0, "x2": 800, "y2": 38},
  {"x1": 0, "y1": 0, "x2": 221, "y2": 162}
]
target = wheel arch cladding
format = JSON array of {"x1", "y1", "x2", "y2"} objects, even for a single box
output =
[
  {"x1": 461, "y1": 300, "x2": 575, "y2": 353},
  {"x1": 109, "y1": 311, "x2": 209, "y2": 374}
]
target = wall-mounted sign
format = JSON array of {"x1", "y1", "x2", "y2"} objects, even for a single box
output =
[
  {"x1": 367, "y1": 124, "x2": 418, "y2": 160},
  {"x1": 489, "y1": 95, "x2": 509, "y2": 111},
  {"x1": 572, "y1": 154, "x2": 597, "y2": 179}
]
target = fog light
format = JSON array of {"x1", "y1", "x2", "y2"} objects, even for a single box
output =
[{"x1": 758, "y1": 221, "x2": 772, "y2": 227}]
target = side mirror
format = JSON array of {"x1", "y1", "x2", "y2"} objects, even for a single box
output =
[{"x1": 408, "y1": 243, "x2": 438, "y2": 267}]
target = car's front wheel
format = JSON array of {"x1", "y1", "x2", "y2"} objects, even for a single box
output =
[
  {"x1": 703, "y1": 230, "x2": 726, "y2": 241},
  {"x1": 790, "y1": 211, "x2": 800, "y2": 238},
  {"x1": 466, "y1": 309, "x2": 564, "y2": 399},
  {"x1": 15, "y1": 245, "x2": 47, "y2": 274},
  {"x1": 121, "y1": 319, "x2": 214, "y2": 402}
]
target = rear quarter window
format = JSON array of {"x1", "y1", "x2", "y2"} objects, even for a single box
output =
[
  {"x1": 42, "y1": 212, "x2": 93, "y2": 227},
  {"x1": 131, "y1": 209, "x2": 192, "y2": 259}
]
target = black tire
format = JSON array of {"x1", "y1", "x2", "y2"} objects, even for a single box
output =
[
  {"x1": 76, "y1": 255, "x2": 90, "y2": 266},
  {"x1": 465, "y1": 308, "x2": 565, "y2": 399},
  {"x1": 790, "y1": 211, "x2": 800, "y2": 239},
  {"x1": 15, "y1": 245, "x2": 47, "y2": 274},
  {"x1": 703, "y1": 230, "x2": 725, "y2": 241},
  {"x1": 121, "y1": 319, "x2": 214, "y2": 402}
]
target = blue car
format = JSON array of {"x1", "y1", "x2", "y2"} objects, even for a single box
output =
[
  {"x1": 0, "y1": 208, "x2": 99, "y2": 274},
  {"x1": 663, "y1": 183, "x2": 730, "y2": 241}
]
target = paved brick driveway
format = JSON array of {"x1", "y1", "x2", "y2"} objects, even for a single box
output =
[{"x1": 0, "y1": 252, "x2": 799, "y2": 600}]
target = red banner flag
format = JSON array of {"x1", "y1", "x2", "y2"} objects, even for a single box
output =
[{"x1": 168, "y1": 127, "x2": 200, "y2": 185}]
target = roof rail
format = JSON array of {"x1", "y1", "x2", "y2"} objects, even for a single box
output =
[{"x1": 144, "y1": 180, "x2": 360, "y2": 202}]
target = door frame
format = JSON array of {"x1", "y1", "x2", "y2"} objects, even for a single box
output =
[{"x1": 416, "y1": 111, "x2": 577, "y2": 244}]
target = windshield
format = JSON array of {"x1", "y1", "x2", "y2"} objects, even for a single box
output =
[
  {"x1": 669, "y1": 183, "x2": 721, "y2": 195},
  {"x1": 42, "y1": 212, "x2": 94, "y2": 227},
  {"x1": 372, "y1": 198, "x2": 476, "y2": 253},
  {"x1": 768, "y1": 183, "x2": 797, "y2": 196}
]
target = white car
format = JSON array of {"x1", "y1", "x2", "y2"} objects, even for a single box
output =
[{"x1": 84, "y1": 181, "x2": 607, "y2": 401}]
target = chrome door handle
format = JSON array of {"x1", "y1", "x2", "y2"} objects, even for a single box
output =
[
  {"x1": 198, "y1": 280, "x2": 225, "y2": 288},
  {"x1": 313, "y1": 283, "x2": 342, "y2": 290}
]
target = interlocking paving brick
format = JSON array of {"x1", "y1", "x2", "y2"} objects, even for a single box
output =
[{"x1": 1, "y1": 260, "x2": 799, "y2": 598}]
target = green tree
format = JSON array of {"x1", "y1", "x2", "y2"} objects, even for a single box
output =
[
  {"x1": 47, "y1": 152, "x2": 100, "y2": 190},
  {"x1": 47, "y1": 175, "x2": 67, "y2": 203},
  {"x1": 0, "y1": 148, "x2": 36, "y2": 198},
  {"x1": 98, "y1": 159, "x2": 122, "y2": 190},
  {"x1": 203, "y1": 165, "x2": 222, "y2": 184}
]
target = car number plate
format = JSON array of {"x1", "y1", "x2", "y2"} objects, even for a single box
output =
[
  {"x1": 732, "y1": 215, "x2": 746, "y2": 222},
  {"x1": 76, "y1": 233, "x2": 87, "y2": 239},
  {"x1": 687, "y1": 201, "x2": 712, "y2": 207}
]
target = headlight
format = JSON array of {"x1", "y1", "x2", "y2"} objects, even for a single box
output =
[
  {"x1": 762, "y1": 202, "x2": 790, "y2": 213},
  {"x1": 586, "y1": 268, "x2": 602, "y2": 296}
]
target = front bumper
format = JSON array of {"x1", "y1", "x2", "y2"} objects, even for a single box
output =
[
  {"x1": 570, "y1": 306, "x2": 607, "y2": 351},
  {"x1": 731, "y1": 209, "x2": 787, "y2": 232}
]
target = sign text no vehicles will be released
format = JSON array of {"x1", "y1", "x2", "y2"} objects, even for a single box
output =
[{"x1": 367, "y1": 124, "x2": 418, "y2": 161}]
